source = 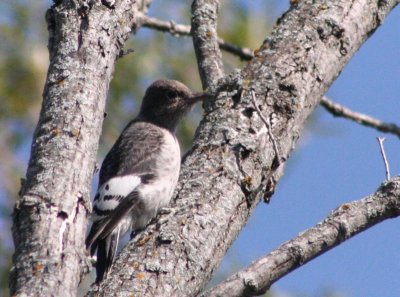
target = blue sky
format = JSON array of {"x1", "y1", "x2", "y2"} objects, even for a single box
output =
[{"x1": 214, "y1": 4, "x2": 400, "y2": 297}]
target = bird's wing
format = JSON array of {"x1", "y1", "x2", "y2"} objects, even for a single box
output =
[
  {"x1": 85, "y1": 191, "x2": 139, "y2": 252},
  {"x1": 99, "y1": 120, "x2": 166, "y2": 186}
]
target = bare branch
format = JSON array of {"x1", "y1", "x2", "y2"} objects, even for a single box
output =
[
  {"x1": 191, "y1": 0, "x2": 224, "y2": 89},
  {"x1": 137, "y1": 13, "x2": 254, "y2": 61},
  {"x1": 377, "y1": 137, "x2": 391, "y2": 180},
  {"x1": 321, "y1": 97, "x2": 400, "y2": 137},
  {"x1": 202, "y1": 178, "x2": 400, "y2": 297},
  {"x1": 218, "y1": 39, "x2": 253, "y2": 61},
  {"x1": 138, "y1": 14, "x2": 191, "y2": 35}
]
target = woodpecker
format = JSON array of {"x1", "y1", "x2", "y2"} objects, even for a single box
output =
[{"x1": 85, "y1": 79, "x2": 207, "y2": 283}]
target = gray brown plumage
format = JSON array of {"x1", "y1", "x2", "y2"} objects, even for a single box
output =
[{"x1": 85, "y1": 79, "x2": 207, "y2": 283}]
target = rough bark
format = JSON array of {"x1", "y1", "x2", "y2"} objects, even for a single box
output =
[
  {"x1": 10, "y1": 1, "x2": 152, "y2": 296},
  {"x1": 88, "y1": 1, "x2": 398, "y2": 297},
  {"x1": 191, "y1": 0, "x2": 224, "y2": 89},
  {"x1": 202, "y1": 177, "x2": 400, "y2": 297}
]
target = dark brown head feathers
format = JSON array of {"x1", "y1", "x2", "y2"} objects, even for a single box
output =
[{"x1": 139, "y1": 79, "x2": 208, "y2": 131}]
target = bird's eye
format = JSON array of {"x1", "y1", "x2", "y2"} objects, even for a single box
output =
[{"x1": 166, "y1": 90, "x2": 177, "y2": 100}]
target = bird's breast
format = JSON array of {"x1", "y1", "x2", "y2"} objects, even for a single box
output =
[
  {"x1": 131, "y1": 130, "x2": 181, "y2": 230},
  {"x1": 151, "y1": 130, "x2": 181, "y2": 200}
]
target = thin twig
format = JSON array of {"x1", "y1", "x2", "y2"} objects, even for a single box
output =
[
  {"x1": 138, "y1": 14, "x2": 191, "y2": 35},
  {"x1": 251, "y1": 90, "x2": 281, "y2": 167},
  {"x1": 137, "y1": 14, "x2": 254, "y2": 61},
  {"x1": 216, "y1": 38, "x2": 254, "y2": 61},
  {"x1": 377, "y1": 137, "x2": 391, "y2": 180},
  {"x1": 321, "y1": 97, "x2": 400, "y2": 138}
]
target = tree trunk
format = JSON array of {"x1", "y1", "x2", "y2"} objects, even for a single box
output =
[{"x1": 10, "y1": 1, "x2": 152, "y2": 296}]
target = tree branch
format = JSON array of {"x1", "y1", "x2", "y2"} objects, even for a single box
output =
[
  {"x1": 201, "y1": 177, "x2": 400, "y2": 297},
  {"x1": 191, "y1": 0, "x2": 224, "y2": 89},
  {"x1": 137, "y1": 13, "x2": 254, "y2": 61},
  {"x1": 10, "y1": 1, "x2": 153, "y2": 296},
  {"x1": 321, "y1": 96, "x2": 400, "y2": 137},
  {"x1": 138, "y1": 14, "x2": 400, "y2": 140},
  {"x1": 138, "y1": 15, "x2": 400, "y2": 140},
  {"x1": 89, "y1": 1, "x2": 398, "y2": 296},
  {"x1": 137, "y1": 14, "x2": 192, "y2": 35}
]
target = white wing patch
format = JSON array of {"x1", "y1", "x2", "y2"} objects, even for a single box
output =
[
  {"x1": 92, "y1": 175, "x2": 141, "y2": 221},
  {"x1": 100, "y1": 175, "x2": 141, "y2": 197}
]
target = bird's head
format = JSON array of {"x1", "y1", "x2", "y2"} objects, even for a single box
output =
[{"x1": 139, "y1": 79, "x2": 208, "y2": 131}]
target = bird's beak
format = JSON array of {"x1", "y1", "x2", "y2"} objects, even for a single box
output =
[{"x1": 188, "y1": 92, "x2": 211, "y2": 104}]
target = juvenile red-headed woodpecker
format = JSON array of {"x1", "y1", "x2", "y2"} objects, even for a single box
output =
[{"x1": 85, "y1": 79, "x2": 208, "y2": 283}]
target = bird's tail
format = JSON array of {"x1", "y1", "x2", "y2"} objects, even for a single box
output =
[
  {"x1": 86, "y1": 220, "x2": 121, "y2": 283},
  {"x1": 86, "y1": 194, "x2": 139, "y2": 282},
  {"x1": 94, "y1": 232, "x2": 118, "y2": 283}
]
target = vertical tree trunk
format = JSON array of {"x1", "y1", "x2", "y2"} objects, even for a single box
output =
[{"x1": 10, "y1": 1, "x2": 152, "y2": 296}]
